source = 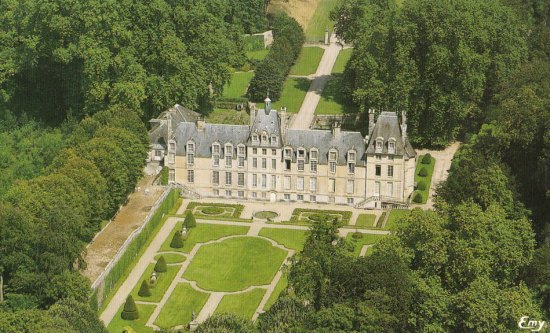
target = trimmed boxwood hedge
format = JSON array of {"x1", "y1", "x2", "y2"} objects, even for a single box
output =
[
  {"x1": 417, "y1": 180, "x2": 427, "y2": 191},
  {"x1": 121, "y1": 295, "x2": 139, "y2": 320},
  {"x1": 186, "y1": 202, "x2": 244, "y2": 218},
  {"x1": 418, "y1": 167, "x2": 428, "y2": 177},
  {"x1": 422, "y1": 153, "x2": 432, "y2": 164},
  {"x1": 154, "y1": 256, "x2": 167, "y2": 273},
  {"x1": 138, "y1": 280, "x2": 151, "y2": 297},
  {"x1": 290, "y1": 208, "x2": 352, "y2": 224}
]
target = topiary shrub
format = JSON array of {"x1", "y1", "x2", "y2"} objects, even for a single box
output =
[
  {"x1": 138, "y1": 280, "x2": 151, "y2": 297},
  {"x1": 121, "y1": 295, "x2": 139, "y2": 320},
  {"x1": 413, "y1": 192, "x2": 423, "y2": 203},
  {"x1": 184, "y1": 212, "x2": 197, "y2": 228},
  {"x1": 418, "y1": 167, "x2": 428, "y2": 177},
  {"x1": 170, "y1": 231, "x2": 184, "y2": 249},
  {"x1": 154, "y1": 256, "x2": 167, "y2": 273},
  {"x1": 422, "y1": 154, "x2": 432, "y2": 164},
  {"x1": 417, "y1": 180, "x2": 427, "y2": 191},
  {"x1": 352, "y1": 231, "x2": 364, "y2": 239}
]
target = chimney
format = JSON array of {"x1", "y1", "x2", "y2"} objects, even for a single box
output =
[
  {"x1": 332, "y1": 121, "x2": 341, "y2": 137},
  {"x1": 368, "y1": 108, "x2": 375, "y2": 136},
  {"x1": 279, "y1": 107, "x2": 287, "y2": 141},
  {"x1": 264, "y1": 96, "x2": 272, "y2": 115},
  {"x1": 196, "y1": 117, "x2": 205, "y2": 131},
  {"x1": 401, "y1": 110, "x2": 408, "y2": 141}
]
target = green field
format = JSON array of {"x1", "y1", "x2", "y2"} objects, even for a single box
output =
[
  {"x1": 305, "y1": 0, "x2": 340, "y2": 41},
  {"x1": 346, "y1": 233, "x2": 387, "y2": 257},
  {"x1": 264, "y1": 272, "x2": 288, "y2": 311},
  {"x1": 222, "y1": 72, "x2": 254, "y2": 98},
  {"x1": 316, "y1": 75, "x2": 357, "y2": 115},
  {"x1": 385, "y1": 209, "x2": 411, "y2": 230},
  {"x1": 183, "y1": 237, "x2": 287, "y2": 292},
  {"x1": 131, "y1": 264, "x2": 180, "y2": 302},
  {"x1": 214, "y1": 288, "x2": 266, "y2": 320},
  {"x1": 155, "y1": 283, "x2": 209, "y2": 329},
  {"x1": 290, "y1": 47, "x2": 325, "y2": 76},
  {"x1": 205, "y1": 109, "x2": 249, "y2": 125},
  {"x1": 258, "y1": 228, "x2": 309, "y2": 251},
  {"x1": 272, "y1": 77, "x2": 310, "y2": 113},
  {"x1": 108, "y1": 303, "x2": 156, "y2": 333},
  {"x1": 355, "y1": 214, "x2": 377, "y2": 227},
  {"x1": 160, "y1": 223, "x2": 249, "y2": 253},
  {"x1": 414, "y1": 155, "x2": 436, "y2": 203},
  {"x1": 332, "y1": 48, "x2": 353, "y2": 74}
]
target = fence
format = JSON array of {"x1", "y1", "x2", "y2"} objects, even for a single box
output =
[{"x1": 90, "y1": 186, "x2": 179, "y2": 309}]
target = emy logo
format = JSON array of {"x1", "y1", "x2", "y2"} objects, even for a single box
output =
[{"x1": 518, "y1": 316, "x2": 547, "y2": 332}]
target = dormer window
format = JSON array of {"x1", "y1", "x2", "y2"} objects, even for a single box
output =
[
  {"x1": 297, "y1": 148, "x2": 305, "y2": 171},
  {"x1": 238, "y1": 145, "x2": 245, "y2": 155},
  {"x1": 284, "y1": 147, "x2": 292, "y2": 171},
  {"x1": 329, "y1": 149, "x2": 337, "y2": 173},
  {"x1": 261, "y1": 133, "x2": 268, "y2": 144},
  {"x1": 237, "y1": 144, "x2": 245, "y2": 168},
  {"x1": 271, "y1": 135, "x2": 278, "y2": 145},
  {"x1": 347, "y1": 150, "x2": 356, "y2": 174},
  {"x1": 212, "y1": 143, "x2": 220, "y2": 154},
  {"x1": 388, "y1": 139, "x2": 396, "y2": 155},
  {"x1": 225, "y1": 144, "x2": 233, "y2": 168},
  {"x1": 375, "y1": 138, "x2": 383, "y2": 154},
  {"x1": 310, "y1": 148, "x2": 318, "y2": 173},
  {"x1": 212, "y1": 143, "x2": 220, "y2": 167},
  {"x1": 187, "y1": 141, "x2": 195, "y2": 166},
  {"x1": 252, "y1": 134, "x2": 259, "y2": 143},
  {"x1": 297, "y1": 149, "x2": 305, "y2": 158},
  {"x1": 187, "y1": 142, "x2": 194, "y2": 153},
  {"x1": 168, "y1": 140, "x2": 176, "y2": 164},
  {"x1": 284, "y1": 148, "x2": 292, "y2": 158}
]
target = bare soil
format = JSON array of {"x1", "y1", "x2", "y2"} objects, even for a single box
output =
[
  {"x1": 268, "y1": 0, "x2": 322, "y2": 29},
  {"x1": 82, "y1": 175, "x2": 165, "y2": 283}
]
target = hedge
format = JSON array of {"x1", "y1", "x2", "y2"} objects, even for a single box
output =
[
  {"x1": 170, "y1": 231, "x2": 184, "y2": 249},
  {"x1": 417, "y1": 180, "x2": 427, "y2": 191},
  {"x1": 121, "y1": 295, "x2": 139, "y2": 320},
  {"x1": 413, "y1": 192, "x2": 423, "y2": 203},
  {"x1": 159, "y1": 166, "x2": 168, "y2": 185},
  {"x1": 98, "y1": 188, "x2": 179, "y2": 309},
  {"x1": 186, "y1": 202, "x2": 244, "y2": 218},
  {"x1": 184, "y1": 212, "x2": 197, "y2": 228},
  {"x1": 138, "y1": 280, "x2": 151, "y2": 297},
  {"x1": 154, "y1": 256, "x2": 167, "y2": 273},
  {"x1": 422, "y1": 154, "x2": 432, "y2": 164},
  {"x1": 418, "y1": 167, "x2": 428, "y2": 177},
  {"x1": 290, "y1": 208, "x2": 352, "y2": 224}
]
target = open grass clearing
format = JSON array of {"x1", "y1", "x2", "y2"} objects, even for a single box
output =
[
  {"x1": 130, "y1": 263, "x2": 179, "y2": 303},
  {"x1": 332, "y1": 48, "x2": 352, "y2": 74},
  {"x1": 258, "y1": 228, "x2": 309, "y2": 251},
  {"x1": 316, "y1": 74, "x2": 358, "y2": 115},
  {"x1": 214, "y1": 288, "x2": 266, "y2": 320},
  {"x1": 346, "y1": 233, "x2": 386, "y2": 257},
  {"x1": 355, "y1": 214, "x2": 377, "y2": 227},
  {"x1": 160, "y1": 223, "x2": 249, "y2": 254},
  {"x1": 272, "y1": 77, "x2": 310, "y2": 113},
  {"x1": 107, "y1": 303, "x2": 155, "y2": 333},
  {"x1": 290, "y1": 47, "x2": 324, "y2": 76},
  {"x1": 205, "y1": 109, "x2": 249, "y2": 125},
  {"x1": 385, "y1": 209, "x2": 411, "y2": 230},
  {"x1": 183, "y1": 237, "x2": 287, "y2": 292},
  {"x1": 305, "y1": 0, "x2": 339, "y2": 42},
  {"x1": 155, "y1": 283, "x2": 209, "y2": 329},
  {"x1": 222, "y1": 72, "x2": 255, "y2": 99}
]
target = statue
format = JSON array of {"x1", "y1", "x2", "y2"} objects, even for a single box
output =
[{"x1": 150, "y1": 271, "x2": 157, "y2": 284}]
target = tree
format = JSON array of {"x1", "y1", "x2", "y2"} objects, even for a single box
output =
[
  {"x1": 49, "y1": 299, "x2": 108, "y2": 333},
  {"x1": 170, "y1": 232, "x2": 184, "y2": 249},
  {"x1": 0, "y1": 309, "x2": 75, "y2": 333},
  {"x1": 154, "y1": 256, "x2": 167, "y2": 273},
  {"x1": 184, "y1": 212, "x2": 197, "y2": 229},
  {"x1": 121, "y1": 296, "x2": 139, "y2": 320},
  {"x1": 196, "y1": 313, "x2": 257, "y2": 333},
  {"x1": 138, "y1": 280, "x2": 151, "y2": 297}
]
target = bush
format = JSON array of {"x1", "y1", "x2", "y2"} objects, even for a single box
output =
[
  {"x1": 138, "y1": 280, "x2": 151, "y2": 297},
  {"x1": 422, "y1": 154, "x2": 432, "y2": 164},
  {"x1": 184, "y1": 212, "x2": 197, "y2": 228},
  {"x1": 154, "y1": 256, "x2": 167, "y2": 273},
  {"x1": 159, "y1": 166, "x2": 168, "y2": 185},
  {"x1": 352, "y1": 232, "x2": 364, "y2": 239},
  {"x1": 170, "y1": 231, "x2": 184, "y2": 248},
  {"x1": 413, "y1": 192, "x2": 423, "y2": 203},
  {"x1": 417, "y1": 180, "x2": 427, "y2": 191},
  {"x1": 121, "y1": 295, "x2": 139, "y2": 320},
  {"x1": 418, "y1": 167, "x2": 428, "y2": 177}
]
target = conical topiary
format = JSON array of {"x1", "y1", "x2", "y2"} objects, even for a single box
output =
[
  {"x1": 121, "y1": 295, "x2": 139, "y2": 320},
  {"x1": 413, "y1": 192, "x2": 423, "y2": 203},
  {"x1": 154, "y1": 256, "x2": 167, "y2": 273},
  {"x1": 170, "y1": 231, "x2": 184, "y2": 248},
  {"x1": 138, "y1": 280, "x2": 151, "y2": 297},
  {"x1": 422, "y1": 154, "x2": 432, "y2": 164},
  {"x1": 418, "y1": 166, "x2": 428, "y2": 177},
  {"x1": 184, "y1": 212, "x2": 197, "y2": 228},
  {"x1": 417, "y1": 180, "x2": 427, "y2": 191}
]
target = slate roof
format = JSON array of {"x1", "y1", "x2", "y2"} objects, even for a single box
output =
[
  {"x1": 249, "y1": 108, "x2": 281, "y2": 143},
  {"x1": 174, "y1": 123, "x2": 250, "y2": 157},
  {"x1": 285, "y1": 129, "x2": 366, "y2": 165},
  {"x1": 366, "y1": 112, "x2": 416, "y2": 158},
  {"x1": 148, "y1": 104, "x2": 200, "y2": 148}
]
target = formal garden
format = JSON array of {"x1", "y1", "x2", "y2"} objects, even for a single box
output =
[
  {"x1": 289, "y1": 208, "x2": 352, "y2": 225},
  {"x1": 413, "y1": 154, "x2": 436, "y2": 204}
]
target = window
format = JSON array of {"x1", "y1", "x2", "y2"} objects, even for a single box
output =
[
  {"x1": 262, "y1": 174, "x2": 267, "y2": 188},
  {"x1": 252, "y1": 174, "x2": 258, "y2": 187},
  {"x1": 271, "y1": 136, "x2": 278, "y2": 145},
  {"x1": 238, "y1": 191, "x2": 244, "y2": 198},
  {"x1": 213, "y1": 189, "x2": 219, "y2": 196},
  {"x1": 329, "y1": 151, "x2": 337, "y2": 161},
  {"x1": 310, "y1": 150, "x2": 318, "y2": 160},
  {"x1": 212, "y1": 171, "x2": 219, "y2": 185},
  {"x1": 387, "y1": 182, "x2": 393, "y2": 197},
  {"x1": 187, "y1": 153, "x2": 194, "y2": 165},
  {"x1": 213, "y1": 155, "x2": 220, "y2": 167},
  {"x1": 272, "y1": 159, "x2": 276, "y2": 169},
  {"x1": 238, "y1": 146, "x2": 245, "y2": 155},
  {"x1": 297, "y1": 149, "x2": 305, "y2": 158},
  {"x1": 169, "y1": 169, "x2": 175, "y2": 183},
  {"x1": 253, "y1": 148, "x2": 257, "y2": 154},
  {"x1": 348, "y1": 162, "x2": 355, "y2": 174},
  {"x1": 225, "y1": 172, "x2": 232, "y2": 185},
  {"x1": 225, "y1": 155, "x2": 231, "y2": 168},
  {"x1": 238, "y1": 173, "x2": 244, "y2": 186},
  {"x1": 262, "y1": 158, "x2": 267, "y2": 169},
  {"x1": 376, "y1": 139, "x2": 383, "y2": 153},
  {"x1": 187, "y1": 142, "x2": 195, "y2": 153},
  {"x1": 348, "y1": 151, "x2": 356, "y2": 162},
  {"x1": 298, "y1": 160, "x2": 304, "y2": 171},
  {"x1": 310, "y1": 195, "x2": 316, "y2": 202},
  {"x1": 297, "y1": 194, "x2": 304, "y2": 201},
  {"x1": 238, "y1": 156, "x2": 245, "y2": 168},
  {"x1": 155, "y1": 150, "x2": 162, "y2": 157},
  {"x1": 284, "y1": 194, "x2": 290, "y2": 200},
  {"x1": 285, "y1": 160, "x2": 291, "y2": 171},
  {"x1": 284, "y1": 176, "x2": 291, "y2": 190},
  {"x1": 272, "y1": 149, "x2": 276, "y2": 155},
  {"x1": 310, "y1": 160, "x2": 317, "y2": 173},
  {"x1": 284, "y1": 148, "x2": 292, "y2": 158},
  {"x1": 262, "y1": 148, "x2": 267, "y2": 155},
  {"x1": 253, "y1": 158, "x2": 258, "y2": 169},
  {"x1": 375, "y1": 165, "x2": 381, "y2": 176},
  {"x1": 252, "y1": 192, "x2": 257, "y2": 198},
  {"x1": 225, "y1": 190, "x2": 232, "y2": 197},
  {"x1": 225, "y1": 144, "x2": 233, "y2": 157},
  {"x1": 297, "y1": 177, "x2": 304, "y2": 191},
  {"x1": 271, "y1": 175, "x2": 276, "y2": 188},
  {"x1": 330, "y1": 162, "x2": 336, "y2": 173},
  {"x1": 347, "y1": 198, "x2": 354, "y2": 205},
  {"x1": 169, "y1": 142, "x2": 175, "y2": 151},
  {"x1": 252, "y1": 135, "x2": 258, "y2": 144},
  {"x1": 329, "y1": 178, "x2": 335, "y2": 193},
  {"x1": 375, "y1": 181, "x2": 380, "y2": 196},
  {"x1": 388, "y1": 141, "x2": 395, "y2": 154},
  {"x1": 388, "y1": 155, "x2": 394, "y2": 161},
  {"x1": 388, "y1": 165, "x2": 394, "y2": 177},
  {"x1": 187, "y1": 170, "x2": 194, "y2": 183},
  {"x1": 262, "y1": 134, "x2": 268, "y2": 143},
  {"x1": 213, "y1": 144, "x2": 220, "y2": 154},
  {"x1": 310, "y1": 177, "x2": 317, "y2": 191},
  {"x1": 347, "y1": 179, "x2": 354, "y2": 194}
]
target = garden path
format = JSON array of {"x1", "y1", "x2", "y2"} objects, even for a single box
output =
[{"x1": 359, "y1": 244, "x2": 373, "y2": 257}]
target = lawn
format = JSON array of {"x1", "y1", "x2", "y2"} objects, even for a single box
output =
[
  {"x1": 160, "y1": 223, "x2": 249, "y2": 253},
  {"x1": 245, "y1": 35, "x2": 265, "y2": 51},
  {"x1": 385, "y1": 209, "x2": 411, "y2": 230},
  {"x1": 154, "y1": 252, "x2": 186, "y2": 264},
  {"x1": 247, "y1": 49, "x2": 269, "y2": 61},
  {"x1": 222, "y1": 72, "x2": 255, "y2": 99},
  {"x1": 155, "y1": 283, "x2": 209, "y2": 329},
  {"x1": 206, "y1": 109, "x2": 249, "y2": 125},
  {"x1": 131, "y1": 264, "x2": 180, "y2": 302},
  {"x1": 272, "y1": 77, "x2": 310, "y2": 113},
  {"x1": 258, "y1": 228, "x2": 309, "y2": 251},
  {"x1": 214, "y1": 288, "x2": 266, "y2": 320},
  {"x1": 264, "y1": 272, "x2": 288, "y2": 311},
  {"x1": 108, "y1": 303, "x2": 156, "y2": 333},
  {"x1": 346, "y1": 233, "x2": 386, "y2": 257},
  {"x1": 414, "y1": 155, "x2": 436, "y2": 204},
  {"x1": 290, "y1": 47, "x2": 324, "y2": 76},
  {"x1": 183, "y1": 237, "x2": 287, "y2": 292},
  {"x1": 332, "y1": 48, "x2": 353, "y2": 74},
  {"x1": 315, "y1": 74, "x2": 358, "y2": 115},
  {"x1": 305, "y1": 0, "x2": 340, "y2": 41},
  {"x1": 355, "y1": 214, "x2": 377, "y2": 227}
]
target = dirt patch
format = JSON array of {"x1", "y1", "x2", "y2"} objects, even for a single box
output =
[
  {"x1": 268, "y1": 0, "x2": 322, "y2": 29},
  {"x1": 82, "y1": 175, "x2": 166, "y2": 283}
]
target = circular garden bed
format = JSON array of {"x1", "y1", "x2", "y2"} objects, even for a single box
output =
[
  {"x1": 254, "y1": 211, "x2": 279, "y2": 219},
  {"x1": 199, "y1": 206, "x2": 226, "y2": 215}
]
